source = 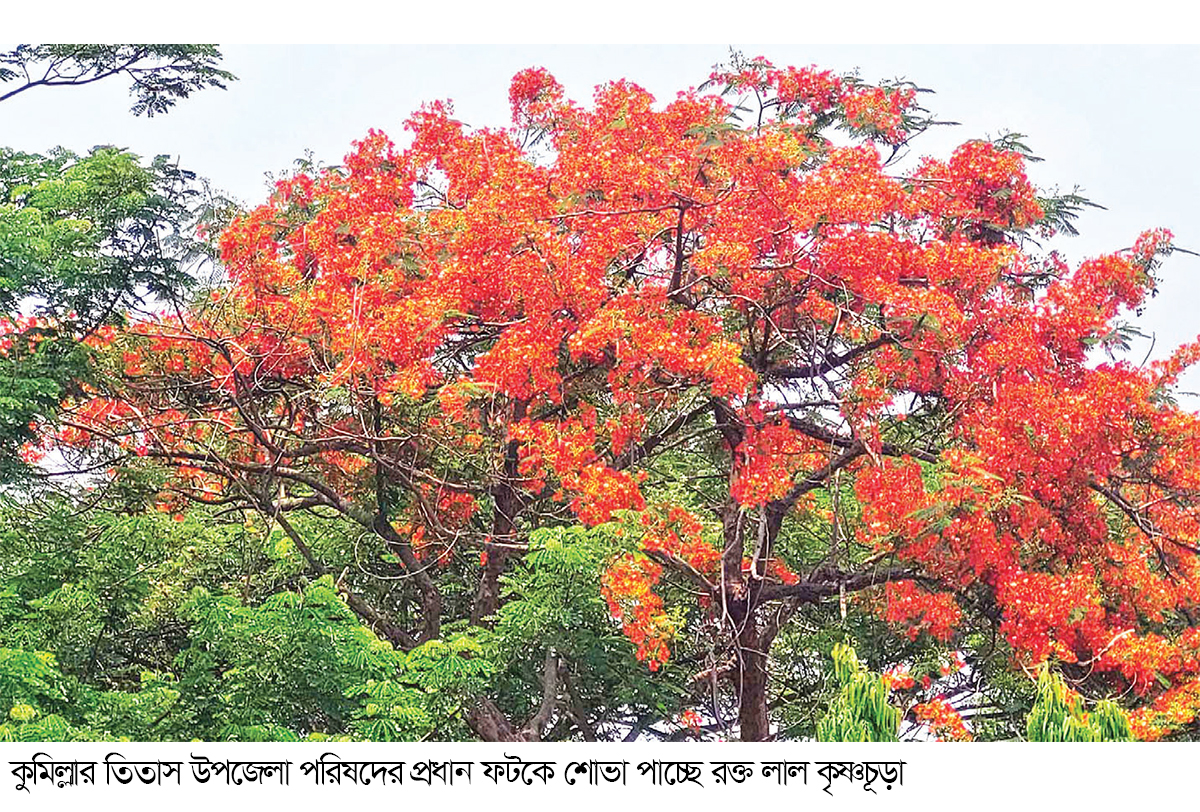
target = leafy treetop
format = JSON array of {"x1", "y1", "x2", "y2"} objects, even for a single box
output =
[{"x1": 0, "y1": 45, "x2": 235, "y2": 117}]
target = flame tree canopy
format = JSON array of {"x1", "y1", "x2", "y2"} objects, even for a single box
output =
[{"x1": 35, "y1": 54, "x2": 1200, "y2": 741}]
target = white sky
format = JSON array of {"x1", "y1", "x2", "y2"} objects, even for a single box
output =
[{"x1": 3, "y1": 42, "x2": 1200, "y2": 397}]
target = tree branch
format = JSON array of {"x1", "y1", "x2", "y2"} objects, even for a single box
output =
[
  {"x1": 519, "y1": 648, "x2": 560, "y2": 740},
  {"x1": 766, "y1": 334, "x2": 895, "y2": 380},
  {"x1": 758, "y1": 565, "x2": 915, "y2": 603},
  {"x1": 269, "y1": 508, "x2": 417, "y2": 650},
  {"x1": 786, "y1": 416, "x2": 939, "y2": 464},
  {"x1": 613, "y1": 401, "x2": 710, "y2": 470}
]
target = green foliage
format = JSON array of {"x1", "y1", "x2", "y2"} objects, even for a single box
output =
[
  {"x1": 0, "y1": 146, "x2": 222, "y2": 472},
  {"x1": 0, "y1": 646, "x2": 186, "y2": 742},
  {"x1": 0, "y1": 498, "x2": 489, "y2": 741},
  {"x1": 0, "y1": 147, "x2": 211, "y2": 325},
  {"x1": 0, "y1": 329, "x2": 88, "y2": 478},
  {"x1": 0, "y1": 45, "x2": 235, "y2": 116},
  {"x1": 1026, "y1": 666, "x2": 1133, "y2": 742},
  {"x1": 489, "y1": 525, "x2": 693, "y2": 736},
  {"x1": 173, "y1": 576, "x2": 405, "y2": 738},
  {"x1": 349, "y1": 634, "x2": 494, "y2": 741},
  {"x1": 816, "y1": 643, "x2": 902, "y2": 742},
  {"x1": 0, "y1": 648, "x2": 69, "y2": 713},
  {"x1": 0, "y1": 44, "x2": 234, "y2": 475}
]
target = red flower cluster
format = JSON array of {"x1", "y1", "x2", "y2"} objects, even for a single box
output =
[
  {"x1": 912, "y1": 697, "x2": 972, "y2": 742},
  {"x1": 882, "y1": 581, "x2": 962, "y2": 642},
  {"x1": 601, "y1": 554, "x2": 672, "y2": 669}
]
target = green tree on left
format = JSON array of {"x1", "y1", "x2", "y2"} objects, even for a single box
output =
[{"x1": 0, "y1": 45, "x2": 236, "y2": 477}]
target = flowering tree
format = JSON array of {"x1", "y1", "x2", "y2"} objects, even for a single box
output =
[{"x1": 45, "y1": 55, "x2": 1200, "y2": 741}]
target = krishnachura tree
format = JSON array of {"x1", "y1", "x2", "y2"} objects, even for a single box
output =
[{"x1": 42, "y1": 55, "x2": 1200, "y2": 741}]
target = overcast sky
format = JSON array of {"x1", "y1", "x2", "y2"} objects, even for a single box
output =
[{"x1": 4, "y1": 44, "x2": 1200, "y2": 396}]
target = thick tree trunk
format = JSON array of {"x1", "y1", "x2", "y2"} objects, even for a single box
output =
[
  {"x1": 472, "y1": 545, "x2": 509, "y2": 625},
  {"x1": 472, "y1": 473, "x2": 518, "y2": 624},
  {"x1": 717, "y1": 498, "x2": 773, "y2": 741},
  {"x1": 472, "y1": 401, "x2": 526, "y2": 625},
  {"x1": 465, "y1": 697, "x2": 520, "y2": 741},
  {"x1": 736, "y1": 619, "x2": 772, "y2": 741}
]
